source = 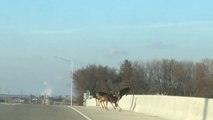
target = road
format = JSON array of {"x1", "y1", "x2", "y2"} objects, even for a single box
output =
[
  {"x1": 0, "y1": 104, "x2": 86, "y2": 120},
  {"x1": 0, "y1": 104, "x2": 168, "y2": 120}
]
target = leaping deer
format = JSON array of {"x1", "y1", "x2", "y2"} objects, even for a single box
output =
[
  {"x1": 117, "y1": 86, "x2": 130, "y2": 100},
  {"x1": 96, "y1": 92, "x2": 122, "y2": 111}
]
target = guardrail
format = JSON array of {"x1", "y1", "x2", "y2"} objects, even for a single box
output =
[{"x1": 86, "y1": 95, "x2": 213, "y2": 120}]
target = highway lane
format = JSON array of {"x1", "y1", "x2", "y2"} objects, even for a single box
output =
[
  {"x1": 0, "y1": 104, "x2": 168, "y2": 120},
  {"x1": 0, "y1": 104, "x2": 86, "y2": 120}
]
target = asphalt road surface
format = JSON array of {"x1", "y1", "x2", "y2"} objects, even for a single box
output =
[
  {"x1": 0, "y1": 104, "x2": 168, "y2": 120},
  {"x1": 0, "y1": 104, "x2": 86, "y2": 120}
]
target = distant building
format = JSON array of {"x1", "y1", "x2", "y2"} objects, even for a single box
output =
[
  {"x1": 40, "y1": 95, "x2": 53, "y2": 105},
  {"x1": 53, "y1": 96, "x2": 65, "y2": 105}
]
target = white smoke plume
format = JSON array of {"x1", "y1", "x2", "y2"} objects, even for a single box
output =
[
  {"x1": 41, "y1": 81, "x2": 53, "y2": 97},
  {"x1": 41, "y1": 88, "x2": 53, "y2": 97}
]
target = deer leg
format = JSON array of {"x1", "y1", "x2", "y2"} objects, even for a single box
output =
[
  {"x1": 99, "y1": 99, "x2": 105, "y2": 109},
  {"x1": 97, "y1": 98, "x2": 102, "y2": 107},
  {"x1": 117, "y1": 105, "x2": 122, "y2": 111},
  {"x1": 110, "y1": 103, "x2": 116, "y2": 110},
  {"x1": 95, "y1": 98, "x2": 99, "y2": 106},
  {"x1": 95, "y1": 99, "x2": 97, "y2": 106},
  {"x1": 104, "y1": 101, "x2": 109, "y2": 110},
  {"x1": 100, "y1": 99, "x2": 109, "y2": 110},
  {"x1": 115, "y1": 103, "x2": 122, "y2": 111}
]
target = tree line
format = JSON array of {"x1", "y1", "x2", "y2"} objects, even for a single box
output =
[{"x1": 73, "y1": 59, "x2": 213, "y2": 104}]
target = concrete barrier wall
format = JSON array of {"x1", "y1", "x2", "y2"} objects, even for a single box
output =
[
  {"x1": 132, "y1": 95, "x2": 207, "y2": 120},
  {"x1": 86, "y1": 95, "x2": 213, "y2": 120},
  {"x1": 207, "y1": 99, "x2": 213, "y2": 120},
  {"x1": 86, "y1": 98, "x2": 96, "y2": 106}
]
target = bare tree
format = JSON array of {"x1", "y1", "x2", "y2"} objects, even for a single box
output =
[
  {"x1": 193, "y1": 60, "x2": 213, "y2": 97},
  {"x1": 119, "y1": 60, "x2": 133, "y2": 82},
  {"x1": 131, "y1": 62, "x2": 148, "y2": 94},
  {"x1": 74, "y1": 59, "x2": 213, "y2": 104},
  {"x1": 73, "y1": 64, "x2": 117, "y2": 104}
]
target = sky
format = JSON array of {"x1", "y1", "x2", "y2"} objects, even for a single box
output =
[{"x1": 0, "y1": 0, "x2": 213, "y2": 96}]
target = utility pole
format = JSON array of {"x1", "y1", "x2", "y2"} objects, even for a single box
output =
[
  {"x1": 21, "y1": 88, "x2": 23, "y2": 99},
  {"x1": 0, "y1": 88, "x2": 1, "y2": 100}
]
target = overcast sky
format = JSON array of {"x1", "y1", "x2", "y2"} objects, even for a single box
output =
[{"x1": 0, "y1": 0, "x2": 213, "y2": 95}]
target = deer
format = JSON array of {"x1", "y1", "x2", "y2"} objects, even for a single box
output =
[
  {"x1": 117, "y1": 86, "x2": 130, "y2": 100},
  {"x1": 95, "y1": 92, "x2": 106, "y2": 109},
  {"x1": 96, "y1": 91, "x2": 122, "y2": 111}
]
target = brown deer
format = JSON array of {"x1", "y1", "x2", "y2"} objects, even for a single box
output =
[
  {"x1": 95, "y1": 92, "x2": 106, "y2": 109},
  {"x1": 96, "y1": 91, "x2": 122, "y2": 111}
]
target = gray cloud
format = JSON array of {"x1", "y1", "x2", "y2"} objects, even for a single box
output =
[
  {"x1": 108, "y1": 48, "x2": 128, "y2": 56},
  {"x1": 148, "y1": 41, "x2": 177, "y2": 50},
  {"x1": 28, "y1": 29, "x2": 79, "y2": 35},
  {"x1": 144, "y1": 21, "x2": 213, "y2": 29}
]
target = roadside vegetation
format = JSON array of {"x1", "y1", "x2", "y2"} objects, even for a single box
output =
[{"x1": 73, "y1": 59, "x2": 213, "y2": 104}]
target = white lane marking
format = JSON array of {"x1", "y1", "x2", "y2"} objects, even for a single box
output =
[{"x1": 68, "y1": 106, "x2": 92, "y2": 120}]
